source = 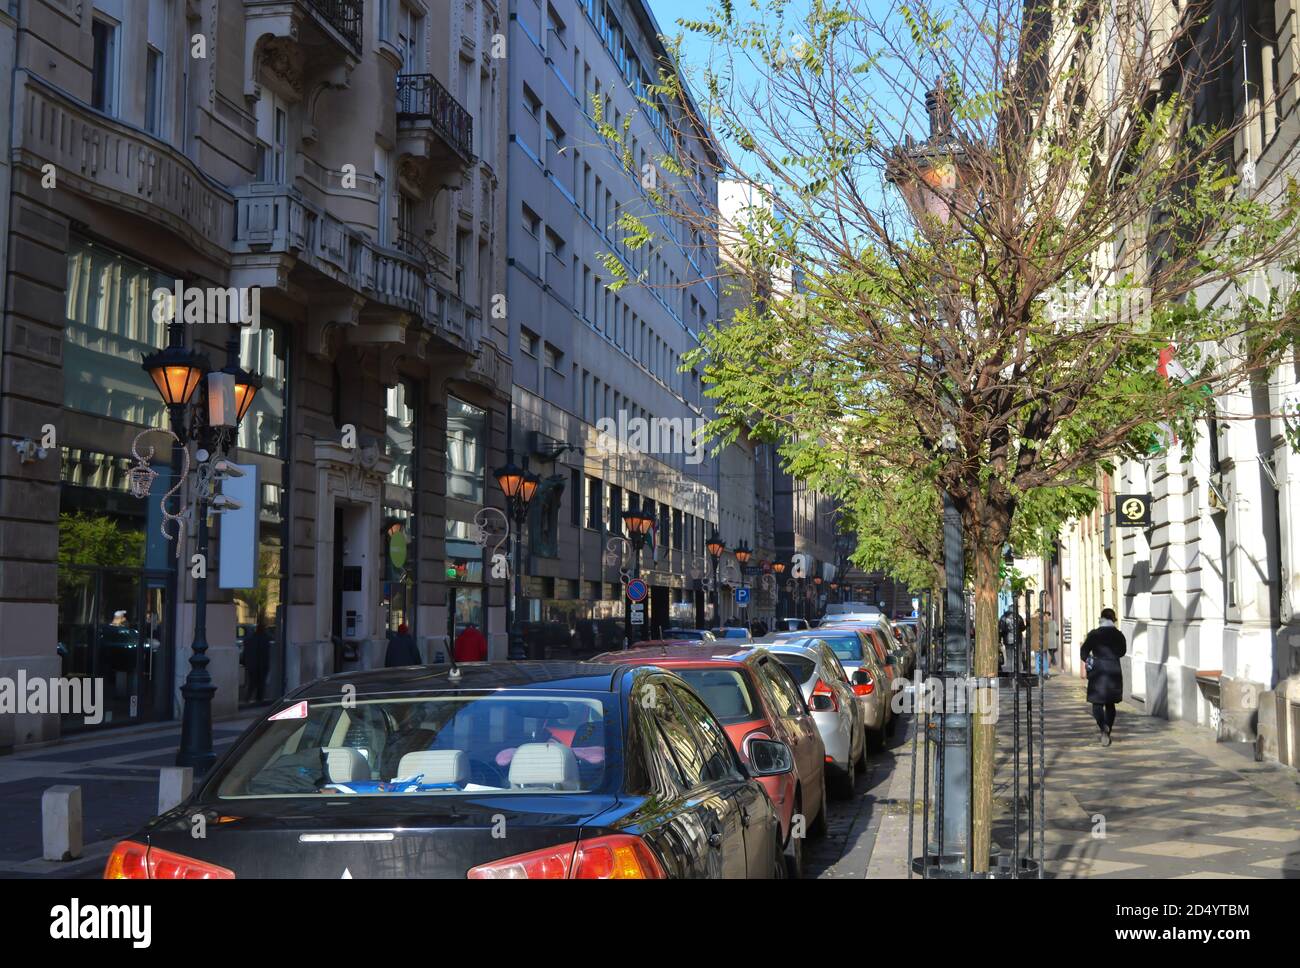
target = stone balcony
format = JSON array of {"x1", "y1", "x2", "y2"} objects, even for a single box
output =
[
  {"x1": 395, "y1": 73, "x2": 475, "y2": 189},
  {"x1": 243, "y1": 0, "x2": 363, "y2": 100},
  {"x1": 232, "y1": 187, "x2": 475, "y2": 355},
  {"x1": 11, "y1": 71, "x2": 235, "y2": 263}
]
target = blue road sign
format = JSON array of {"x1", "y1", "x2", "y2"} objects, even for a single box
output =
[
  {"x1": 627, "y1": 578, "x2": 648, "y2": 603},
  {"x1": 735, "y1": 587, "x2": 751, "y2": 606}
]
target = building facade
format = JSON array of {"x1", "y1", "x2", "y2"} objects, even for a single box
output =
[
  {"x1": 1055, "y1": 0, "x2": 1300, "y2": 767},
  {"x1": 0, "y1": 0, "x2": 512, "y2": 749},
  {"x1": 502, "y1": 0, "x2": 726, "y2": 644}
]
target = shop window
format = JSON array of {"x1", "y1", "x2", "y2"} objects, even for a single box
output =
[{"x1": 447, "y1": 396, "x2": 487, "y2": 503}]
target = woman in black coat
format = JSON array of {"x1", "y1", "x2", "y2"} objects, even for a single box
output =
[{"x1": 1079, "y1": 608, "x2": 1126, "y2": 746}]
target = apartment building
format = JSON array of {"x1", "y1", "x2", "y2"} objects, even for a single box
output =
[
  {"x1": 502, "y1": 0, "x2": 725, "y2": 641},
  {"x1": 0, "y1": 0, "x2": 511, "y2": 749}
]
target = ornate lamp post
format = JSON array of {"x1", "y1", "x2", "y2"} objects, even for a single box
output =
[
  {"x1": 621, "y1": 504, "x2": 656, "y2": 647},
  {"x1": 772, "y1": 559, "x2": 787, "y2": 619},
  {"x1": 494, "y1": 450, "x2": 540, "y2": 659},
  {"x1": 734, "y1": 540, "x2": 752, "y2": 626},
  {"x1": 141, "y1": 322, "x2": 260, "y2": 772},
  {"x1": 888, "y1": 82, "x2": 986, "y2": 876},
  {"x1": 706, "y1": 531, "x2": 726, "y2": 626}
]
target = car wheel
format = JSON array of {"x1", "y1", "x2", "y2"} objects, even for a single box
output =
[
  {"x1": 784, "y1": 796, "x2": 805, "y2": 879},
  {"x1": 809, "y1": 775, "x2": 828, "y2": 838},
  {"x1": 832, "y1": 754, "x2": 856, "y2": 799},
  {"x1": 867, "y1": 726, "x2": 885, "y2": 752},
  {"x1": 857, "y1": 727, "x2": 871, "y2": 769}
]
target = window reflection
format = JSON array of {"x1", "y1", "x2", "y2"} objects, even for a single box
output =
[
  {"x1": 447, "y1": 396, "x2": 486, "y2": 503},
  {"x1": 63, "y1": 237, "x2": 171, "y2": 428},
  {"x1": 238, "y1": 324, "x2": 287, "y2": 457}
]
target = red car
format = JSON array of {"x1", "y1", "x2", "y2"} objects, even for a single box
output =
[{"x1": 591, "y1": 643, "x2": 828, "y2": 878}]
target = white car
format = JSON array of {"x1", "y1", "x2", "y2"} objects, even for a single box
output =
[{"x1": 764, "y1": 640, "x2": 869, "y2": 798}]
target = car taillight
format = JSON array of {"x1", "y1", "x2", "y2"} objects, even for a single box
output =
[
  {"x1": 104, "y1": 841, "x2": 234, "y2": 879},
  {"x1": 573, "y1": 835, "x2": 666, "y2": 879},
  {"x1": 104, "y1": 841, "x2": 148, "y2": 879},
  {"x1": 467, "y1": 835, "x2": 664, "y2": 879},
  {"x1": 467, "y1": 841, "x2": 578, "y2": 879},
  {"x1": 811, "y1": 679, "x2": 839, "y2": 711}
]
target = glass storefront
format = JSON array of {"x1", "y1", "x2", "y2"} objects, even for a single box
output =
[
  {"x1": 58, "y1": 238, "x2": 178, "y2": 730},
  {"x1": 445, "y1": 397, "x2": 488, "y2": 641},
  {"x1": 384, "y1": 381, "x2": 417, "y2": 632}
]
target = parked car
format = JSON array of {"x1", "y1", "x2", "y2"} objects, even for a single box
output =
[
  {"x1": 763, "y1": 640, "x2": 870, "y2": 791},
  {"x1": 830, "y1": 614, "x2": 915, "y2": 677},
  {"x1": 771, "y1": 628, "x2": 896, "y2": 735},
  {"x1": 776, "y1": 617, "x2": 811, "y2": 632},
  {"x1": 592, "y1": 643, "x2": 827, "y2": 878},
  {"x1": 712, "y1": 626, "x2": 753, "y2": 642},
  {"x1": 104, "y1": 662, "x2": 788, "y2": 879},
  {"x1": 669, "y1": 628, "x2": 717, "y2": 642}
]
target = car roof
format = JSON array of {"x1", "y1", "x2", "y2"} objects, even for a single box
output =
[
  {"x1": 286, "y1": 661, "x2": 628, "y2": 700},
  {"x1": 762, "y1": 642, "x2": 823, "y2": 659},
  {"x1": 591, "y1": 643, "x2": 759, "y2": 665}
]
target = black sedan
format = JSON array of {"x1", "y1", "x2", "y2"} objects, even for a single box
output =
[{"x1": 105, "y1": 662, "x2": 790, "y2": 878}]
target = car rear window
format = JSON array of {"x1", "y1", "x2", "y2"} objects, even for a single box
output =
[
  {"x1": 673, "y1": 669, "x2": 761, "y2": 724},
  {"x1": 774, "y1": 654, "x2": 816, "y2": 684},
  {"x1": 212, "y1": 695, "x2": 612, "y2": 798},
  {"x1": 808, "y1": 634, "x2": 862, "y2": 661}
]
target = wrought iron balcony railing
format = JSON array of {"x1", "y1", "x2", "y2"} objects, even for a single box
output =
[
  {"x1": 396, "y1": 73, "x2": 475, "y2": 164},
  {"x1": 306, "y1": 0, "x2": 362, "y2": 52}
]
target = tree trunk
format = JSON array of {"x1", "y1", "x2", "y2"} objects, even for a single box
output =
[{"x1": 967, "y1": 500, "x2": 1011, "y2": 874}]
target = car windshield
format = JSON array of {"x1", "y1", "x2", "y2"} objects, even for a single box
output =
[
  {"x1": 673, "y1": 669, "x2": 761, "y2": 724},
  {"x1": 212, "y1": 694, "x2": 613, "y2": 798},
  {"x1": 718, "y1": 629, "x2": 748, "y2": 639},
  {"x1": 674, "y1": 630, "x2": 707, "y2": 640},
  {"x1": 773, "y1": 654, "x2": 816, "y2": 684}
]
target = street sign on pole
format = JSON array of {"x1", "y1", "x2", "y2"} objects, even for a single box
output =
[
  {"x1": 627, "y1": 578, "x2": 648, "y2": 603},
  {"x1": 630, "y1": 602, "x2": 645, "y2": 626},
  {"x1": 734, "y1": 587, "x2": 751, "y2": 607}
]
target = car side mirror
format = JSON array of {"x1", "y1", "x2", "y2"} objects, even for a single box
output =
[
  {"x1": 852, "y1": 669, "x2": 871, "y2": 686},
  {"x1": 747, "y1": 739, "x2": 794, "y2": 777}
]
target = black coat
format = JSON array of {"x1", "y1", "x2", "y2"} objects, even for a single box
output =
[
  {"x1": 384, "y1": 633, "x2": 423, "y2": 668},
  {"x1": 1079, "y1": 624, "x2": 1126, "y2": 705}
]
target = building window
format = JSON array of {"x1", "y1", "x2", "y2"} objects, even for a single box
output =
[
  {"x1": 520, "y1": 327, "x2": 539, "y2": 357},
  {"x1": 447, "y1": 396, "x2": 487, "y2": 504},
  {"x1": 144, "y1": 46, "x2": 163, "y2": 135},
  {"x1": 63, "y1": 237, "x2": 171, "y2": 428},
  {"x1": 456, "y1": 229, "x2": 471, "y2": 298},
  {"x1": 237, "y1": 322, "x2": 288, "y2": 458},
  {"x1": 256, "y1": 92, "x2": 290, "y2": 184},
  {"x1": 586, "y1": 476, "x2": 604, "y2": 530},
  {"x1": 384, "y1": 381, "x2": 418, "y2": 632},
  {"x1": 91, "y1": 17, "x2": 119, "y2": 115}
]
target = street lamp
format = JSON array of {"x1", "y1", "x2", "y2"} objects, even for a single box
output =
[
  {"x1": 706, "y1": 530, "x2": 725, "y2": 626},
  {"x1": 141, "y1": 322, "x2": 259, "y2": 772},
  {"x1": 494, "y1": 449, "x2": 540, "y2": 659},
  {"x1": 889, "y1": 82, "x2": 981, "y2": 876},
  {"x1": 772, "y1": 559, "x2": 787, "y2": 619},
  {"x1": 734, "y1": 541, "x2": 752, "y2": 625},
  {"x1": 621, "y1": 504, "x2": 656, "y2": 647}
]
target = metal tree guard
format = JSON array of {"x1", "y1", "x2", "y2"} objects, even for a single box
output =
[{"x1": 908, "y1": 584, "x2": 1047, "y2": 878}]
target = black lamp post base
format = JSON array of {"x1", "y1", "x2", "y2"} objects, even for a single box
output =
[
  {"x1": 507, "y1": 629, "x2": 527, "y2": 660},
  {"x1": 176, "y1": 680, "x2": 217, "y2": 773}
]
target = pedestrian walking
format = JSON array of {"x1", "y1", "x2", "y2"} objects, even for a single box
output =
[
  {"x1": 998, "y1": 605, "x2": 1026, "y2": 672},
  {"x1": 1028, "y1": 607, "x2": 1056, "y2": 679},
  {"x1": 1079, "y1": 607, "x2": 1126, "y2": 746},
  {"x1": 453, "y1": 621, "x2": 488, "y2": 662},
  {"x1": 384, "y1": 622, "x2": 422, "y2": 667},
  {"x1": 242, "y1": 619, "x2": 272, "y2": 702}
]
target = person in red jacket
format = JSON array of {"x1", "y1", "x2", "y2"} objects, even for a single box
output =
[{"x1": 453, "y1": 622, "x2": 488, "y2": 662}]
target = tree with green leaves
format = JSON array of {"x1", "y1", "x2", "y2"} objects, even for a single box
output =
[{"x1": 603, "y1": 0, "x2": 1300, "y2": 871}]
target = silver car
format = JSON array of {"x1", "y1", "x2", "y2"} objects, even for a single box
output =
[{"x1": 765, "y1": 640, "x2": 869, "y2": 798}]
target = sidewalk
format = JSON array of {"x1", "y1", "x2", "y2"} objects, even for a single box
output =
[
  {"x1": 0, "y1": 713, "x2": 262, "y2": 878},
  {"x1": 866, "y1": 674, "x2": 1300, "y2": 878}
]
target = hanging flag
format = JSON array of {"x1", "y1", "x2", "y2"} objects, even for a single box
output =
[{"x1": 1157, "y1": 344, "x2": 1192, "y2": 384}]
